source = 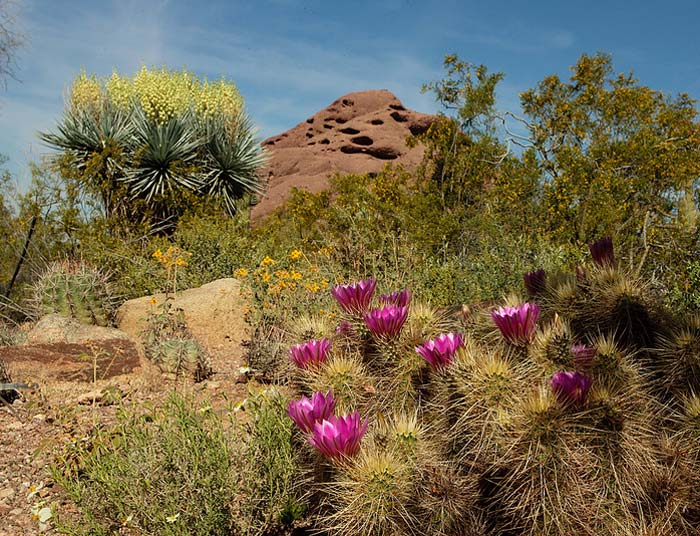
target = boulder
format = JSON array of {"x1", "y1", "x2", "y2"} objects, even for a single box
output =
[
  {"x1": 251, "y1": 89, "x2": 438, "y2": 220},
  {"x1": 115, "y1": 278, "x2": 249, "y2": 357}
]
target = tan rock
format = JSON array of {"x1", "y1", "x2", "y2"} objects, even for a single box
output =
[
  {"x1": 251, "y1": 89, "x2": 437, "y2": 220},
  {"x1": 25, "y1": 314, "x2": 131, "y2": 345},
  {"x1": 116, "y1": 278, "x2": 249, "y2": 356}
]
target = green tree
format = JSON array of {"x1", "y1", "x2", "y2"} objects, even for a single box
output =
[
  {"x1": 520, "y1": 52, "x2": 700, "y2": 243},
  {"x1": 40, "y1": 67, "x2": 267, "y2": 230}
]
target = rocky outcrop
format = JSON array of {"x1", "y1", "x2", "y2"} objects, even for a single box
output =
[{"x1": 251, "y1": 89, "x2": 437, "y2": 220}]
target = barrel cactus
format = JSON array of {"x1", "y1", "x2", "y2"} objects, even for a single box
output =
[{"x1": 27, "y1": 260, "x2": 117, "y2": 327}]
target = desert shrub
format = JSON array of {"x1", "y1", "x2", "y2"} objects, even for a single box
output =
[
  {"x1": 237, "y1": 388, "x2": 309, "y2": 534},
  {"x1": 52, "y1": 393, "x2": 240, "y2": 536}
]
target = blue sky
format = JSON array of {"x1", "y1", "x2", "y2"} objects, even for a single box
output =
[{"x1": 1, "y1": 0, "x2": 699, "y2": 187}]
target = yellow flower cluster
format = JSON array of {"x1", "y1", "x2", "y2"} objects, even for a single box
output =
[
  {"x1": 241, "y1": 250, "x2": 331, "y2": 297},
  {"x1": 69, "y1": 71, "x2": 104, "y2": 113},
  {"x1": 152, "y1": 246, "x2": 192, "y2": 270},
  {"x1": 69, "y1": 66, "x2": 243, "y2": 125}
]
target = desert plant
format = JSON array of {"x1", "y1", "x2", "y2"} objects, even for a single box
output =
[
  {"x1": 52, "y1": 393, "x2": 239, "y2": 536},
  {"x1": 142, "y1": 300, "x2": 212, "y2": 382},
  {"x1": 25, "y1": 260, "x2": 117, "y2": 326}
]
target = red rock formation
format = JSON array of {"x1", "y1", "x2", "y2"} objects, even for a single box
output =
[{"x1": 251, "y1": 89, "x2": 437, "y2": 220}]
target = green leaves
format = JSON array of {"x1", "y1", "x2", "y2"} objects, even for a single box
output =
[{"x1": 39, "y1": 68, "x2": 267, "y2": 228}]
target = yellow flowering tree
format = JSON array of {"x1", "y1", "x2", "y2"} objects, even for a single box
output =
[
  {"x1": 520, "y1": 53, "x2": 700, "y2": 242},
  {"x1": 40, "y1": 66, "x2": 266, "y2": 227}
]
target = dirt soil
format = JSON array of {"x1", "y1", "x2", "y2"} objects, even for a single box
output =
[{"x1": 0, "y1": 333, "x2": 251, "y2": 534}]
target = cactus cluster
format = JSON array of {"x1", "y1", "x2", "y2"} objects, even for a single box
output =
[
  {"x1": 142, "y1": 301, "x2": 212, "y2": 382},
  {"x1": 26, "y1": 260, "x2": 117, "y2": 327},
  {"x1": 278, "y1": 239, "x2": 700, "y2": 536}
]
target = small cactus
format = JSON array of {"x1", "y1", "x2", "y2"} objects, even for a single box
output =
[
  {"x1": 149, "y1": 337, "x2": 212, "y2": 382},
  {"x1": 27, "y1": 260, "x2": 117, "y2": 327}
]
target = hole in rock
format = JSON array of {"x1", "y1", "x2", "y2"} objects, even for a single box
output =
[
  {"x1": 340, "y1": 127, "x2": 361, "y2": 135},
  {"x1": 390, "y1": 111, "x2": 408, "y2": 122},
  {"x1": 319, "y1": 138, "x2": 330, "y2": 145},
  {"x1": 389, "y1": 104, "x2": 406, "y2": 111},
  {"x1": 370, "y1": 119, "x2": 384, "y2": 125},
  {"x1": 409, "y1": 123, "x2": 430, "y2": 136},
  {"x1": 351, "y1": 135, "x2": 373, "y2": 146},
  {"x1": 341, "y1": 99, "x2": 354, "y2": 106},
  {"x1": 306, "y1": 117, "x2": 314, "y2": 124}
]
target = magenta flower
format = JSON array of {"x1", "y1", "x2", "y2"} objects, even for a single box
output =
[
  {"x1": 287, "y1": 391, "x2": 336, "y2": 434},
  {"x1": 589, "y1": 237, "x2": 614, "y2": 267},
  {"x1": 550, "y1": 371, "x2": 592, "y2": 406},
  {"x1": 332, "y1": 278, "x2": 377, "y2": 315},
  {"x1": 571, "y1": 343, "x2": 596, "y2": 370},
  {"x1": 491, "y1": 303, "x2": 540, "y2": 345},
  {"x1": 289, "y1": 338, "x2": 331, "y2": 369},
  {"x1": 308, "y1": 412, "x2": 368, "y2": 459},
  {"x1": 416, "y1": 332, "x2": 465, "y2": 370},
  {"x1": 363, "y1": 305, "x2": 409, "y2": 339},
  {"x1": 524, "y1": 269, "x2": 546, "y2": 296},
  {"x1": 335, "y1": 320, "x2": 354, "y2": 337},
  {"x1": 380, "y1": 289, "x2": 411, "y2": 308}
]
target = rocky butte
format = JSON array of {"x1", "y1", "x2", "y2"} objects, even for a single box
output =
[{"x1": 251, "y1": 89, "x2": 438, "y2": 220}]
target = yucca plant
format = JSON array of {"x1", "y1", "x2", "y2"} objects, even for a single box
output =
[{"x1": 40, "y1": 66, "x2": 267, "y2": 228}]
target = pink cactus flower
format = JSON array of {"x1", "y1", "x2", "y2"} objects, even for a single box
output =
[
  {"x1": 491, "y1": 303, "x2": 540, "y2": 345},
  {"x1": 380, "y1": 289, "x2": 412, "y2": 308},
  {"x1": 416, "y1": 332, "x2": 465, "y2": 370},
  {"x1": 524, "y1": 268, "x2": 546, "y2": 296},
  {"x1": 363, "y1": 305, "x2": 409, "y2": 339},
  {"x1": 287, "y1": 391, "x2": 336, "y2": 434},
  {"x1": 335, "y1": 320, "x2": 354, "y2": 337},
  {"x1": 550, "y1": 371, "x2": 593, "y2": 406},
  {"x1": 589, "y1": 237, "x2": 615, "y2": 267},
  {"x1": 331, "y1": 278, "x2": 377, "y2": 315},
  {"x1": 308, "y1": 412, "x2": 368, "y2": 459},
  {"x1": 289, "y1": 338, "x2": 331, "y2": 369},
  {"x1": 571, "y1": 343, "x2": 596, "y2": 370}
]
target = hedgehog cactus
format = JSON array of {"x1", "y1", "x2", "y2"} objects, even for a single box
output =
[
  {"x1": 149, "y1": 337, "x2": 212, "y2": 382},
  {"x1": 27, "y1": 261, "x2": 117, "y2": 327}
]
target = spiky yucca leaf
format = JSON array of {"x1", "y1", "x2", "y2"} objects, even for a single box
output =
[
  {"x1": 125, "y1": 108, "x2": 203, "y2": 201},
  {"x1": 39, "y1": 99, "x2": 133, "y2": 169},
  {"x1": 200, "y1": 112, "x2": 267, "y2": 215}
]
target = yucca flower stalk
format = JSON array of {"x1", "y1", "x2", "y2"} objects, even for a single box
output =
[
  {"x1": 287, "y1": 391, "x2": 336, "y2": 434},
  {"x1": 363, "y1": 305, "x2": 409, "y2": 340},
  {"x1": 524, "y1": 268, "x2": 547, "y2": 296},
  {"x1": 491, "y1": 302, "x2": 540, "y2": 345},
  {"x1": 550, "y1": 370, "x2": 592, "y2": 406},
  {"x1": 289, "y1": 338, "x2": 331, "y2": 369},
  {"x1": 332, "y1": 278, "x2": 377, "y2": 315},
  {"x1": 415, "y1": 332, "x2": 465, "y2": 371},
  {"x1": 309, "y1": 412, "x2": 368, "y2": 460},
  {"x1": 380, "y1": 289, "x2": 411, "y2": 308},
  {"x1": 589, "y1": 237, "x2": 615, "y2": 267}
]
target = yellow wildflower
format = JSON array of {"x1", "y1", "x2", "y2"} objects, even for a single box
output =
[
  {"x1": 234, "y1": 267, "x2": 249, "y2": 278},
  {"x1": 261, "y1": 272, "x2": 271, "y2": 283},
  {"x1": 289, "y1": 249, "x2": 303, "y2": 261},
  {"x1": 290, "y1": 270, "x2": 303, "y2": 280},
  {"x1": 260, "y1": 256, "x2": 276, "y2": 267},
  {"x1": 150, "y1": 297, "x2": 158, "y2": 305}
]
